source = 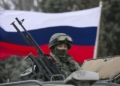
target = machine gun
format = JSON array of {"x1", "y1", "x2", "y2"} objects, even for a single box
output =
[{"x1": 11, "y1": 17, "x2": 64, "y2": 81}]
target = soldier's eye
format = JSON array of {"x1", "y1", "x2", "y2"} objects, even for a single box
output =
[
  {"x1": 57, "y1": 45, "x2": 62, "y2": 47},
  {"x1": 64, "y1": 45, "x2": 67, "y2": 48}
]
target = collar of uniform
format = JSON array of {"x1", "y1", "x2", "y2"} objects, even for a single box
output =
[{"x1": 50, "y1": 52, "x2": 72, "y2": 63}]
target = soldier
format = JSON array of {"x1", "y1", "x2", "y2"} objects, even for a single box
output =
[
  {"x1": 49, "y1": 33, "x2": 80, "y2": 78},
  {"x1": 19, "y1": 33, "x2": 80, "y2": 81}
]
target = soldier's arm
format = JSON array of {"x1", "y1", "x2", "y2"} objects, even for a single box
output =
[
  {"x1": 75, "y1": 62, "x2": 81, "y2": 70},
  {"x1": 68, "y1": 57, "x2": 81, "y2": 71}
]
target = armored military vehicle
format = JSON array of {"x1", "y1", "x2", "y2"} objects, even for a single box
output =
[{"x1": 1, "y1": 55, "x2": 120, "y2": 86}]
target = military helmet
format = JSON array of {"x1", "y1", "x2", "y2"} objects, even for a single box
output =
[{"x1": 49, "y1": 33, "x2": 73, "y2": 49}]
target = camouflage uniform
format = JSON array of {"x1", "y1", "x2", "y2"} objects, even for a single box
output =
[
  {"x1": 50, "y1": 52, "x2": 80, "y2": 78},
  {"x1": 49, "y1": 33, "x2": 80, "y2": 78}
]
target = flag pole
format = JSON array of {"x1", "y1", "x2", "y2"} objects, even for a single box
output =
[{"x1": 93, "y1": 1, "x2": 103, "y2": 59}]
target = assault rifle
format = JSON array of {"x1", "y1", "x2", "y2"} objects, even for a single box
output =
[{"x1": 11, "y1": 17, "x2": 64, "y2": 81}]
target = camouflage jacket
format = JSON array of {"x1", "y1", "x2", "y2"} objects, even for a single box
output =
[
  {"x1": 19, "y1": 53, "x2": 80, "y2": 81},
  {"x1": 50, "y1": 52, "x2": 80, "y2": 78}
]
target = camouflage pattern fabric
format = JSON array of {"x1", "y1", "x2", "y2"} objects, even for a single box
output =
[
  {"x1": 18, "y1": 51, "x2": 80, "y2": 81},
  {"x1": 50, "y1": 52, "x2": 80, "y2": 78}
]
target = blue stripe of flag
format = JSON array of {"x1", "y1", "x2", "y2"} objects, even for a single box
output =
[{"x1": 0, "y1": 26, "x2": 97, "y2": 46}]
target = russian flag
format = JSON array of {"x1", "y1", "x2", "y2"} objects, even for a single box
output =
[{"x1": 0, "y1": 6, "x2": 102, "y2": 63}]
